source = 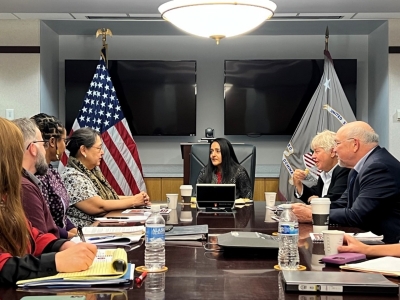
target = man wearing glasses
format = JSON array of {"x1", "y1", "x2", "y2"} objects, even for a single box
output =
[
  {"x1": 330, "y1": 121, "x2": 400, "y2": 244},
  {"x1": 12, "y1": 118, "x2": 59, "y2": 238}
]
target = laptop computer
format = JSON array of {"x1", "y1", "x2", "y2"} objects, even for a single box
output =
[
  {"x1": 282, "y1": 270, "x2": 399, "y2": 295},
  {"x1": 196, "y1": 184, "x2": 236, "y2": 212}
]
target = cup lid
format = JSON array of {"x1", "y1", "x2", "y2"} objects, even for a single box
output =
[{"x1": 310, "y1": 198, "x2": 331, "y2": 204}]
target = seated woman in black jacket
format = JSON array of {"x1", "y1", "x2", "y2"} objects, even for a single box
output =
[{"x1": 197, "y1": 138, "x2": 252, "y2": 199}]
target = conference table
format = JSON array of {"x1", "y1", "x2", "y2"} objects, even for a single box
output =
[{"x1": 1, "y1": 202, "x2": 399, "y2": 300}]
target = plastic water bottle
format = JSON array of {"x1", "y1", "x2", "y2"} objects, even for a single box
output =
[
  {"x1": 278, "y1": 203, "x2": 299, "y2": 270},
  {"x1": 145, "y1": 205, "x2": 165, "y2": 271},
  {"x1": 145, "y1": 272, "x2": 165, "y2": 300}
]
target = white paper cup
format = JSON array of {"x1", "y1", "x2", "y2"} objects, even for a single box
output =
[
  {"x1": 265, "y1": 192, "x2": 276, "y2": 207},
  {"x1": 322, "y1": 230, "x2": 345, "y2": 255},
  {"x1": 166, "y1": 209, "x2": 178, "y2": 224},
  {"x1": 180, "y1": 210, "x2": 193, "y2": 222},
  {"x1": 311, "y1": 198, "x2": 331, "y2": 233},
  {"x1": 311, "y1": 254, "x2": 325, "y2": 271},
  {"x1": 264, "y1": 209, "x2": 276, "y2": 222},
  {"x1": 180, "y1": 185, "x2": 193, "y2": 204},
  {"x1": 166, "y1": 193, "x2": 178, "y2": 209}
]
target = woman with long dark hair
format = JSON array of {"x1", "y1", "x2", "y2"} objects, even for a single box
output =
[{"x1": 197, "y1": 138, "x2": 252, "y2": 199}]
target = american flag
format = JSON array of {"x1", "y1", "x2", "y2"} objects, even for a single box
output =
[{"x1": 60, "y1": 50, "x2": 146, "y2": 195}]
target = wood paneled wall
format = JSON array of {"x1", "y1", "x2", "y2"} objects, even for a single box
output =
[{"x1": 144, "y1": 177, "x2": 279, "y2": 201}]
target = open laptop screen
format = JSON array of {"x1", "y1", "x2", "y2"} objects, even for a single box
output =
[{"x1": 196, "y1": 184, "x2": 236, "y2": 209}]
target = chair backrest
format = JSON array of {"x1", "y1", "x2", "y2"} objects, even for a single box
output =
[{"x1": 189, "y1": 143, "x2": 256, "y2": 196}]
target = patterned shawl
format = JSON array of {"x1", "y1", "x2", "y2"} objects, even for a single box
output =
[{"x1": 66, "y1": 156, "x2": 119, "y2": 200}]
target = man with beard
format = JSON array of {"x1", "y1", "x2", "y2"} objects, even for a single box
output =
[{"x1": 12, "y1": 118, "x2": 59, "y2": 237}]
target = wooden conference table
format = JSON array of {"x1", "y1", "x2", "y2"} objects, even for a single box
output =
[{"x1": 1, "y1": 202, "x2": 399, "y2": 300}]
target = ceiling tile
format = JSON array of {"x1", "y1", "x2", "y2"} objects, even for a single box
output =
[
  {"x1": 354, "y1": 13, "x2": 400, "y2": 19},
  {"x1": 71, "y1": 13, "x2": 129, "y2": 20},
  {"x1": 14, "y1": 13, "x2": 74, "y2": 20}
]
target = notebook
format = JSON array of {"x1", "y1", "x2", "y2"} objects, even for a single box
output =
[
  {"x1": 282, "y1": 270, "x2": 399, "y2": 295},
  {"x1": 340, "y1": 256, "x2": 400, "y2": 277},
  {"x1": 196, "y1": 183, "x2": 236, "y2": 211},
  {"x1": 17, "y1": 248, "x2": 131, "y2": 287}
]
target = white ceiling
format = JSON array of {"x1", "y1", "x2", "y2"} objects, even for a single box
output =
[
  {"x1": 0, "y1": 0, "x2": 400, "y2": 20},
  {"x1": 0, "y1": 0, "x2": 399, "y2": 36}
]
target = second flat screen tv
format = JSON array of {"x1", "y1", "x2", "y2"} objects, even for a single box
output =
[
  {"x1": 224, "y1": 59, "x2": 357, "y2": 135},
  {"x1": 65, "y1": 60, "x2": 197, "y2": 136}
]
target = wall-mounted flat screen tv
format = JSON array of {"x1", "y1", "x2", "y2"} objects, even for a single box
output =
[
  {"x1": 65, "y1": 60, "x2": 197, "y2": 136},
  {"x1": 224, "y1": 59, "x2": 357, "y2": 135}
]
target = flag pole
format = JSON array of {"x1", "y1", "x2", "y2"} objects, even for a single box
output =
[
  {"x1": 95, "y1": 28, "x2": 113, "y2": 68},
  {"x1": 325, "y1": 26, "x2": 329, "y2": 51}
]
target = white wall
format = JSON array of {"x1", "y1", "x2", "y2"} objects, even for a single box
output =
[
  {"x1": 0, "y1": 20, "x2": 40, "y2": 119},
  {"x1": 368, "y1": 23, "x2": 389, "y2": 148},
  {"x1": 40, "y1": 22, "x2": 59, "y2": 116},
  {"x1": 58, "y1": 34, "x2": 369, "y2": 166},
  {"x1": 388, "y1": 19, "x2": 400, "y2": 160}
]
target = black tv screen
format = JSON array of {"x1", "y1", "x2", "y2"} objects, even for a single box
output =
[
  {"x1": 65, "y1": 60, "x2": 197, "y2": 136},
  {"x1": 224, "y1": 59, "x2": 357, "y2": 135}
]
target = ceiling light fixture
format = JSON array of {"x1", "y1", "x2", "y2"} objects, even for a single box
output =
[{"x1": 158, "y1": 0, "x2": 277, "y2": 44}]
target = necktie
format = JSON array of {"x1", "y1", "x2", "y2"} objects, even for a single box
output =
[{"x1": 348, "y1": 169, "x2": 358, "y2": 207}]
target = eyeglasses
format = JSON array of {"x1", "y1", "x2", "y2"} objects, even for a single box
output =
[
  {"x1": 334, "y1": 138, "x2": 355, "y2": 147},
  {"x1": 91, "y1": 145, "x2": 103, "y2": 152},
  {"x1": 26, "y1": 140, "x2": 49, "y2": 150}
]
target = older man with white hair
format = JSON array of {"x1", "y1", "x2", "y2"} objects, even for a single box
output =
[{"x1": 331, "y1": 121, "x2": 400, "y2": 244}]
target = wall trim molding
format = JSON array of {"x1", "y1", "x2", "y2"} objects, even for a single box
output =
[
  {"x1": 389, "y1": 46, "x2": 400, "y2": 54},
  {"x1": 0, "y1": 46, "x2": 40, "y2": 53}
]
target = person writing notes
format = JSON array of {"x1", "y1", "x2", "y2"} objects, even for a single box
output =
[
  {"x1": 31, "y1": 113, "x2": 77, "y2": 239},
  {"x1": 331, "y1": 121, "x2": 400, "y2": 244},
  {"x1": 62, "y1": 127, "x2": 150, "y2": 227},
  {"x1": 0, "y1": 118, "x2": 97, "y2": 285},
  {"x1": 197, "y1": 138, "x2": 252, "y2": 199},
  {"x1": 338, "y1": 235, "x2": 400, "y2": 257},
  {"x1": 291, "y1": 130, "x2": 350, "y2": 222}
]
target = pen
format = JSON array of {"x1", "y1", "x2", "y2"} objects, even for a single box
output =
[
  {"x1": 88, "y1": 235, "x2": 115, "y2": 241},
  {"x1": 77, "y1": 226, "x2": 86, "y2": 242},
  {"x1": 106, "y1": 217, "x2": 129, "y2": 219},
  {"x1": 135, "y1": 271, "x2": 148, "y2": 285}
]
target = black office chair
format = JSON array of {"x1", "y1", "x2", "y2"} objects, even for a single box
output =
[{"x1": 189, "y1": 143, "x2": 256, "y2": 196}]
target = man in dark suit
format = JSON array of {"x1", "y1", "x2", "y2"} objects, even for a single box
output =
[
  {"x1": 331, "y1": 121, "x2": 400, "y2": 244},
  {"x1": 292, "y1": 130, "x2": 350, "y2": 222}
]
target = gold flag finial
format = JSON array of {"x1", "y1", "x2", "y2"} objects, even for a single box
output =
[
  {"x1": 325, "y1": 26, "x2": 329, "y2": 51},
  {"x1": 96, "y1": 28, "x2": 113, "y2": 47}
]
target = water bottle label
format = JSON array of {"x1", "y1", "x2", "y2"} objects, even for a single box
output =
[
  {"x1": 146, "y1": 225, "x2": 165, "y2": 243},
  {"x1": 279, "y1": 223, "x2": 299, "y2": 235}
]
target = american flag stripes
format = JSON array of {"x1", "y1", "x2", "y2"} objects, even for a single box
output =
[{"x1": 60, "y1": 51, "x2": 146, "y2": 195}]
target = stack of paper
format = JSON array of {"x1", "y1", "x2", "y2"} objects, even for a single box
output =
[
  {"x1": 71, "y1": 226, "x2": 144, "y2": 246},
  {"x1": 165, "y1": 224, "x2": 208, "y2": 241},
  {"x1": 340, "y1": 256, "x2": 400, "y2": 277},
  {"x1": 17, "y1": 249, "x2": 133, "y2": 287}
]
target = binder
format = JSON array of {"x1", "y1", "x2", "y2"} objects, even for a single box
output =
[{"x1": 282, "y1": 270, "x2": 399, "y2": 295}]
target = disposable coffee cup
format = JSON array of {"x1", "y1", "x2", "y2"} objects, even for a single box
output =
[
  {"x1": 166, "y1": 209, "x2": 178, "y2": 224},
  {"x1": 311, "y1": 242, "x2": 325, "y2": 271},
  {"x1": 265, "y1": 192, "x2": 276, "y2": 207},
  {"x1": 180, "y1": 185, "x2": 193, "y2": 205},
  {"x1": 180, "y1": 210, "x2": 193, "y2": 222},
  {"x1": 311, "y1": 198, "x2": 331, "y2": 233},
  {"x1": 264, "y1": 209, "x2": 276, "y2": 222},
  {"x1": 166, "y1": 193, "x2": 178, "y2": 209},
  {"x1": 322, "y1": 230, "x2": 345, "y2": 255}
]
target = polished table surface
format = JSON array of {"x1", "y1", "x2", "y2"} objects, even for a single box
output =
[{"x1": 1, "y1": 202, "x2": 399, "y2": 300}]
